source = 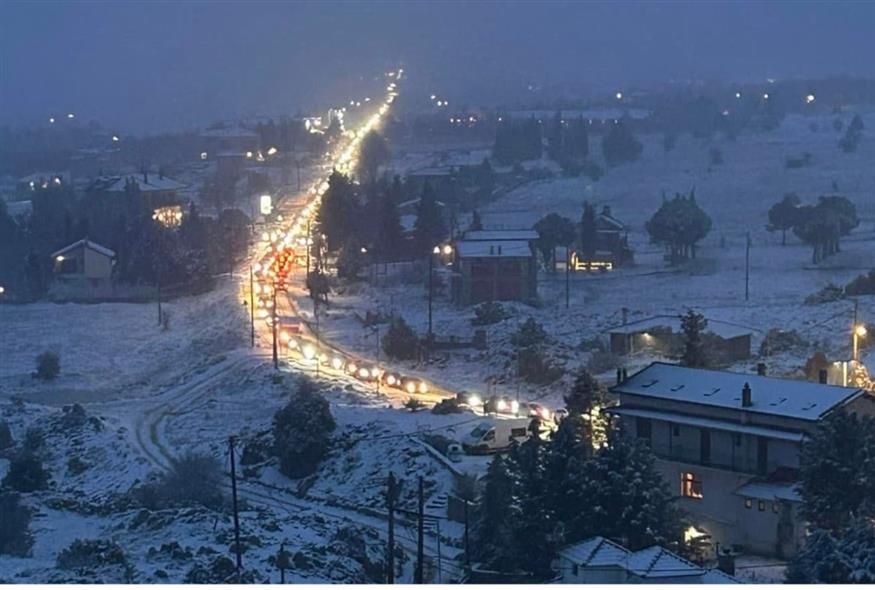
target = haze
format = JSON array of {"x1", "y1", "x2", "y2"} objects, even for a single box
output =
[{"x1": 2, "y1": 0, "x2": 875, "y2": 132}]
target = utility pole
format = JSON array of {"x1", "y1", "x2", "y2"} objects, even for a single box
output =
[
  {"x1": 314, "y1": 297, "x2": 320, "y2": 378},
  {"x1": 436, "y1": 517, "x2": 442, "y2": 583},
  {"x1": 276, "y1": 543, "x2": 290, "y2": 584},
  {"x1": 249, "y1": 266, "x2": 255, "y2": 348},
  {"x1": 427, "y1": 249, "x2": 435, "y2": 362},
  {"x1": 464, "y1": 499, "x2": 470, "y2": 566},
  {"x1": 228, "y1": 436, "x2": 243, "y2": 581},
  {"x1": 306, "y1": 219, "x2": 311, "y2": 278},
  {"x1": 386, "y1": 472, "x2": 396, "y2": 584},
  {"x1": 156, "y1": 265, "x2": 163, "y2": 327},
  {"x1": 415, "y1": 475, "x2": 425, "y2": 584},
  {"x1": 375, "y1": 324, "x2": 381, "y2": 395},
  {"x1": 744, "y1": 231, "x2": 751, "y2": 301},
  {"x1": 565, "y1": 247, "x2": 570, "y2": 309},
  {"x1": 272, "y1": 283, "x2": 278, "y2": 370}
]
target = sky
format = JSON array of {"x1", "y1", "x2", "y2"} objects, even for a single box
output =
[{"x1": 2, "y1": 0, "x2": 875, "y2": 134}]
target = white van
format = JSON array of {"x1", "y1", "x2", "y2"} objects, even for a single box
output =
[{"x1": 461, "y1": 418, "x2": 534, "y2": 454}]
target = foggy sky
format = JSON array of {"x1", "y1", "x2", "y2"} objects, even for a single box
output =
[{"x1": 2, "y1": 0, "x2": 874, "y2": 134}]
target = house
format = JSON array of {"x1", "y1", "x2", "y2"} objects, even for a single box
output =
[
  {"x1": 605, "y1": 315, "x2": 752, "y2": 361},
  {"x1": 199, "y1": 125, "x2": 260, "y2": 155},
  {"x1": 607, "y1": 362, "x2": 875, "y2": 558},
  {"x1": 52, "y1": 239, "x2": 115, "y2": 282},
  {"x1": 572, "y1": 205, "x2": 633, "y2": 270},
  {"x1": 88, "y1": 172, "x2": 187, "y2": 211},
  {"x1": 451, "y1": 229, "x2": 538, "y2": 306},
  {"x1": 557, "y1": 536, "x2": 741, "y2": 584}
]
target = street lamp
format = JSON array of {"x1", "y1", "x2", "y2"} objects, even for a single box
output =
[{"x1": 853, "y1": 324, "x2": 867, "y2": 361}]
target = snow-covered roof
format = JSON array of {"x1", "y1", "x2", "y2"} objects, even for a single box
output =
[
  {"x1": 558, "y1": 536, "x2": 629, "y2": 568},
  {"x1": 605, "y1": 407, "x2": 805, "y2": 442},
  {"x1": 559, "y1": 537, "x2": 741, "y2": 583},
  {"x1": 200, "y1": 126, "x2": 258, "y2": 138},
  {"x1": 734, "y1": 481, "x2": 801, "y2": 503},
  {"x1": 462, "y1": 229, "x2": 539, "y2": 242},
  {"x1": 6, "y1": 200, "x2": 32, "y2": 219},
  {"x1": 605, "y1": 315, "x2": 752, "y2": 340},
  {"x1": 456, "y1": 240, "x2": 532, "y2": 258},
  {"x1": 94, "y1": 174, "x2": 187, "y2": 193},
  {"x1": 613, "y1": 362, "x2": 865, "y2": 421},
  {"x1": 407, "y1": 166, "x2": 453, "y2": 177},
  {"x1": 507, "y1": 108, "x2": 652, "y2": 121},
  {"x1": 51, "y1": 238, "x2": 116, "y2": 259}
]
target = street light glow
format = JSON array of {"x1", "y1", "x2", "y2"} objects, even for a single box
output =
[{"x1": 855, "y1": 325, "x2": 867, "y2": 337}]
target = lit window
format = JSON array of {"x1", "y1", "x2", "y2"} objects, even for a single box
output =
[
  {"x1": 681, "y1": 472, "x2": 703, "y2": 499},
  {"x1": 744, "y1": 498, "x2": 752, "y2": 509}
]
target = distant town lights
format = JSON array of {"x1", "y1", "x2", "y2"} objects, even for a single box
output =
[
  {"x1": 615, "y1": 92, "x2": 623, "y2": 100},
  {"x1": 763, "y1": 93, "x2": 770, "y2": 100},
  {"x1": 805, "y1": 93, "x2": 816, "y2": 104},
  {"x1": 49, "y1": 117, "x2": 55, "y2": 124},
  {"x1": 112, "y1": 135, "x2": 119, "y2": 142}
]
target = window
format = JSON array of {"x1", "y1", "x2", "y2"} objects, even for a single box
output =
[
  {"x1": 681, "y1": 472, "x2": 703, "y2": 499},
  {"x1": 636, "y1": 417, "x2": 652, "y2": 443},
  {"x1": 510, "y1": 427, "x2": 527, "y2": 439},
  {"x1": 483, "y1": 429, "x2": 495, "y2": 442},
  {"x1": 758, "y1": 500, "x2": 766, "y2": 511},
  {"x1": 744, "y1": 498, "x2": 752, "y2": 509},
  {"x1": 700, "y1": 429, "x2": 711, "y2": 465},
  {"x1": 772, "y1": 502, "x2": 780, "y2": 514},
  {"x1": 757, "y1": 437, "x2": 769, "y2": 475},
  {"x1": 672, "y1": 424, "x2": 680, "y2": 437},
  {"x1": 572, "y1": 564, "x2": 579, "y2": 576}
]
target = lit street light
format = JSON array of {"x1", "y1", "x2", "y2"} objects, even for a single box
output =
[{"x1": 853, "y1": 324, "x2": 867, "y2": 361}]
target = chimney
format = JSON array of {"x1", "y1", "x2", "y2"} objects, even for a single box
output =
[
  {"x1": 622, "y1": 368, "x2": 628, "y2": 381},
  {"x1": 818, "y1": 369, "x2": 828, "y2": 384},
  {"x1": 497, "y1": 245, "x2": 502, "y2": 255},
  {"x1": 616, "y1": 367, "x2": 623, "y2": 385},
  {"x1": 742, "y1": 383, "x2": 752, "y2": 407},
  {"x1": 143, "y1": 170, "x2": 148, "y2": 184},
  {"x1": 756, "y1": 362, "x2": 766, "y2": 376},
  {"x1": 489, "y1": 245, "x2": 494, "y2": 255}
]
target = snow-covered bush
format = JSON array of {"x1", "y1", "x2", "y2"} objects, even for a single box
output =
[
  {"x1": 35, "y1": 351, "x2": 60, "y2": 380},
  {"x1": 471, "y1": 301, "x2": 511, "y2": 326},
  {"x1": 57, "y1": 539, "x2": 127, "y2": 570},
  {"x1": 518, "y1": 347, "x2": 563, "y2": 384},
  {"x1": 510, "y1": 318, "x2": 548, "y2": 349},
  {"x1": 382, "y1": 317, "x2": 419, "y2": 360},
  {"x1": 272, "y1": 380, "x2": 336, "y2": 479},
  {"x1": 2, "y1": 454, "x2": 50, "y2": 492},
  {"x1": 132, "y1": 452, "x2": 224, "y2": 510},
  {"x1": 0, "y1": 492, "x2": 32, "y2": 557},
  {"x1": 0, "y1": 420, "x2": 13, "y2": 450}
]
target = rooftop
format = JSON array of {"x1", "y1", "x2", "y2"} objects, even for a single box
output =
[
  {"x1": 456, "y1": 239, "x2": 532, "y2": 258},
  {"x1": 93, "y1": 174, "x2": 187, "y2": 194},
  {"x1": 462, "y1": 229, "x2": 539, "y2": 242},
  {"x1": 612, "y1": 362, "x2": 865, "y2": 421},
  {"x1": 605, "y1": 315, "x2": 752, "y2": 340},
  {"x1": 51, "y1": 238, "x2": 116, "y2": 259}
]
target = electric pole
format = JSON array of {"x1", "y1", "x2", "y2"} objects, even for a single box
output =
[
  {"x1": 386, "y1": 472, "x2": 396, "y2": 584},
  {"x1": 415, "y1": 475, "x2": 425, "y2": 584},
  {"x1": 306, "y1": 219, "x2": 311, "y2": 278},
  {"x1": 464, "y1": 499, "x2": 470, "y2": 567},
  {"x1": 249, "y1": 265, "x2": 255, "y2": 348},
  {"x1": 272, "y1": 283, "x2": 278, "y2": 370},
  {"x1": 745, "y1": 231, "x2": 751, "y2": 301},
  {"x1": 156, "y1": 265, "x2": 162, "y2": 327},
  {"x1": 228, "y1": 436, "x2": 243, "y2": 581},
  {"x1": 565, "y1": 247, "x2": 570, "y2": 309}
]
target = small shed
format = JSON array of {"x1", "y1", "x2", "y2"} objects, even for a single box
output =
[{"x1": 52, "y1": 239, "x2": 116, "y2": 281}]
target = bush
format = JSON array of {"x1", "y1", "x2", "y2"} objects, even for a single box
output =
[
  {"x1": 510, "y1": 318, "x2": 548, "y2": 349},
  {"x1": 382, "y1": 317, "x2": 419, "y2": 360},
  {"x1": 0, "y1": 492, "x2": 33, "y2": 557},
  {"x1": 760, "y1": 329, "x2": 808, "y2": 356},
  {"x1": 587, "y1": 350, "x2": 621, "y2": 375},
  {"x1": 845, "y1": 270, "x2": 875, "y2": 296},
  {"x1": 35, "y1": 351, "x2": 60, "y2": 380},
  {"x1": 404, "y1": 398, "x2": 425, "y2": 412},
  {"x1": 0, "y1": 421, "x2": 13, "y2": 450},
  {"x1": 57, "y1": 539, "x2": 127, "y2": 570},
  {"x1": 518, "y1": 348, "x2": 563, "y2": 384},
  {"x1": 471, "y1": 301, "x2": 511, "y2": 326},
  {"x1": 133, "y1": 452, "x2": 225, "y2": 510},
  {"x1": 273, "y1": 380, "x2": 336, "y2": 479},
  {"x1": 805, "y1": 283, "x2": 845, "y2": 305},
  {"x1": 2, "y1": 454, "x2": 50, "y2": 492}
]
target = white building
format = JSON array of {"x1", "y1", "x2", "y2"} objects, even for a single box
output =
[
  {"x1": 556, "y1": 536, "x2": 741, "y2": 584},
  {"x1": 608, "y1": 362, "x2": 875, "y2": 558}
]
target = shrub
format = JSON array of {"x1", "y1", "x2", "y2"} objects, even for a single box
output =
[
  {"x1": 0, "y1": 492, "x2": 33, "y2": 557},
  {"x1": 382, "y1": 317, "x2": 419, "y2": 360},
  {"x1": 57, "y1": 539, "x2": 127, "y2": 570},
  {"x1": 845, "y1": 270, "x2": 875, "y2": 296},
  {"x1": 510, "y1": 318, "x2": 548, "y2": 349},
  {"x1": 0, "y1": 421, "x2": 13, "y2": 450},
  {"x1": 273, "y1": 380, "x2": 336, "y2": 479},
  {"x1": 431, "y1": 397, "x2": 463, "y2": 415},
  {"x1": 133, "y1": 452, "x2": 225, "y2": 510},
  {"x1": 2, "y1": 454, "x2": 50, "y2": 492},
  {"x1": 518, "y1": 348, "x2": 563, "y2": 384},
  {"x1": 471, "y1": 301, "x2": 511, "y2": 326},
  {"x1": 35, "y1": 351, "x2": 60, "y2": 380}
]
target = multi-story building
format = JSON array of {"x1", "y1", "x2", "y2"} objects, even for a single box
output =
[
  {"x1": 608, "y1": 362, "x2": 875, "y2": 558},
  {"x1": 451, "y1": 229, "x2": 538, "y2": 306}
]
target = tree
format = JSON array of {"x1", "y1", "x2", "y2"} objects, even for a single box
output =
[
  {"x1": 336, "y1": 242, "x2": 366, "y2": 280},
  {"x1": 568, "y1": 431, "x2": 684, "y2": 550},
  {"x1": 373, "y1": 192, "x2": 405, "y2": 262},
  {"x1": 471, "y1": 455, "x2": 517, "y2": 571},
  {"x1": 645, "y1": 191, "x2": 712, "y2": 264},
  {"x1": 787, "y1": 518, "x2": 875, "y2": 583},
  {"x1": 508, "y1": 436, "x2": 556, "y2": 578},
  {"x1": 543, "y1": 412, "x2": 594, "y2": 514},
  {"x1": 382, "y1": 317, "x2": 419, "y2": 360},
  {"x1": 564, "y1": 368, "x2": 607, "y2": 433},
  {"x1": 0, "y1": 493, "x2": 33, "y2": 557},
  {"x1": 602, "y1": 120, "x2": 642, "y2": 166},
  {"x1": 680, "y1": 309, "x2": 708, "y2": 368},
  {"x1": 2, "y1": 454, "x2": 50, "y2": 492},
  {"x1": 767, "y1": 193, "x2": 801, "y2": 245},
  {"x1": 578, "y1": 201, "x2": 598, "y2": 260},
  {"x1": 144, "y1": 452, "x2": 226, "y2": 510},
  {"x1": 358, "y1": 131, "x2": 390, "y2": 185},
  {"x1": 839, "y1": 114, "x2": 864, "y2": 153},
  {"x1": 798, "y1": 409, "x2": 875, "y2": 533},
  {"x1": 533, "y1": 213, "x2": 576, "y2": 271},
  {"x1": 412, "y1": 182, "x2": 446, "y2": 256},
  {"x1": 272, "y1": 380, "x2": 336, "y2": 478},
  {"x1": 794, "y1": 196, "x2": 858, "y2": 263},
  {"x1": 469, "y1": 209, "x2": 484, "y2": 232},
  {"x1": 317, "y1": 171, "x2": 357, "y2": 251},
  {"x1": 35, "y1": 351, "x2": 60, "y2": 380}
]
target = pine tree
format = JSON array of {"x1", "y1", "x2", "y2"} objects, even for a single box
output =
[
  {"x1": 382, "y1": 317, "x2": 419, "y2": 360},
  {"x1": 533, "y1": 213, "x2": 576, "y2": 270},
  {"x1": 317, "y1": 170, "x2": 357, "y2": 251},
  {"x1": 469, "y1": 209, "x2": 484, "y2": 232},
  {"x1": 602, "y1": 120, "x2": 642, "y2": 166},
  {"x1": 578, "y1": 201, "x2": 598, "y2": 260},
  {"x1": 508, "y1": 436, "x2": 555, "y2": 579},
  {"x1": 572, "y1": 431, "x2": 684, "y2": 550},
  {"x1": 564, "y1": 368, "x2": 608, "y2": 445},
  {"x1": 374, "y1": 192, "x2": 405, "y2": 262},
  {"x1": 680, "y1": 309, "x2": 708, "y2": 368},
  {"x1": 471, "y1": 455, "x2": 517, "y2": 571},
  {"x1": 787, "y1": 518, "x2": 875, "y2": 583},
  {"x1": 543, "y1": 413, "x2": 593, "y2": 516},
  {"x1": 272, "y1": 380, "x2": 336, "y2": 478},
  {"x1": 358, "y1": 130, "x2": 390, "y2": 185},
  {"x1": 412, "y1": 182, "x2": 446, "y2": 256},
  {"x1": 798, "y1": 409, "x2": 875, "y2": 532}
]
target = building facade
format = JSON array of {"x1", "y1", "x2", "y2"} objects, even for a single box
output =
[
  {"x1": 452, "y1": 230, "x2": 538, "y2": 306},
  {"x1": 608, "y1": 362, "x2": 875, "y2": 558}
]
